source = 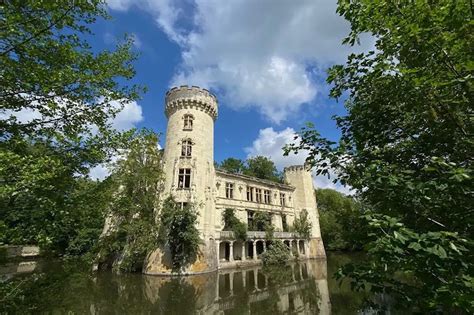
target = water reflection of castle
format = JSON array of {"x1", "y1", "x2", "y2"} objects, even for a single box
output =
[{"x1": 144, "y1": 260, "x2": 330, "y2": 314}]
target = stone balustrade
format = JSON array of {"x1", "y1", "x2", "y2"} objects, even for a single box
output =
[
  {"x1": 218, "y1": 231, "x2": 299, "y2": 240},
  {"x1": 216, "y1": 230, "x2": 311, "y2": 267}
]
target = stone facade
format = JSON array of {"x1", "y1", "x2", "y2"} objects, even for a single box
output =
[{"x1": 144, "y1": 86, "x2": 325, "y2": 275}]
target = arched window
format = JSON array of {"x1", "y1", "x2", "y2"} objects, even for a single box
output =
[
  {"x1": 183, "y1": 114, "x2": 193, "y2": 130},
  {"x1": 181, "y1": 139, "x2": 192, "y2": 157}
]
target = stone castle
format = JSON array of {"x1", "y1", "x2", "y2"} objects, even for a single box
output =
[{"x1": 144, "y1": 86, "x2": 325, "y2": 275}]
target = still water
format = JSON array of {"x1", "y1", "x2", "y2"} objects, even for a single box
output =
[{"x1": 1, "y1": 253, "x2": 372, "y2": 314}]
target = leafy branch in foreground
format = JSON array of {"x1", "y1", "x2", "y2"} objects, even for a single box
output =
[
  {"x1": 338, "y1": 214, "x2": 473, "y2": 313},
  {"x1": 285, "y1": 1, "x2": 472, "y2": 312}
]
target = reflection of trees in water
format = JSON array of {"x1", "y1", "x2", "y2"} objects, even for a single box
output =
[
  {"x1": 1, "y1": 260, "x2": 330, "y2": 314},
  {"x1": 154, "y1": 278, "x2": 198, "y2": 314}
]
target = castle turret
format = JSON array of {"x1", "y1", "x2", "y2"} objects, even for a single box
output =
[
  {"x1": 162, "y1": 85, "x2": 217, "y2": 234},
  {"x1": 144, "y1": 86, "x2": 218, "y2": 275},
  {"x1": 284, "y1": 165, "x2": 326, "y2": 258}
]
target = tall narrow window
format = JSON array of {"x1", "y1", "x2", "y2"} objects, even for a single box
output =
[
  {"x1": 255, "y1": 188, "x2": 262, "y2": 203},
  {"x1": 264, "y1": 190, "x2": 271, "y2": 204},
  {"x1": 280, "y1": 193, "x2": 286, "y2": 206},
  {"x1": 225, "y1": 183, "x2": 234, "y2": 199},
  {"x1": 247, "y1": 210, "x2": 254, "y2": 230},
  {"x1": 178, "y1": 168, "x2": 191, "y2": 188},
  {"x1": 181, "y1": 139, "x2": 192, "y2": 157},
  {"x1": 282, "y1": 214, "x2": 288, "y2": 232},
  {"x1": 183, "y1": 114, "x2": 193, "y2": 130},
  {"x1": 246, "y1": 186, "x2": 253, "y2": 201}
]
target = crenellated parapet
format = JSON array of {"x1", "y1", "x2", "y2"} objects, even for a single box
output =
[
  {"x1": 165, "y1": 85, "x2": 218, "y2": 120},
  {"x1": 283, "y1": 164, "x2": 311, "y2": 173}
]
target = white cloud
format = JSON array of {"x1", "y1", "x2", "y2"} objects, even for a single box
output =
[
  {"x1": 107, "y1": 0, "x2": 372, "y2": 123},
  {"x1": 89, "y1": 164, "x2": 111, "y2": 181},
  {"x1": 108, "y1": 100, "x2": 143, "y2": 131},
  {"x1": 245, "y1": 127, "x2": 354, "y2": 195}
]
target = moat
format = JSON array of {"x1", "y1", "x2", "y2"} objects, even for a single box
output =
[{"x1": 0, "y1": 253, "x2": 381, "y2": 314}]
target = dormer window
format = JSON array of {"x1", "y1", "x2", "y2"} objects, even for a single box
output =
[
  {"x1": 181, "y1": 139, "x2": 192, "y2": 157},
  {"x1": 183, "y1": 114, "x2": 194, "y2": 130}
]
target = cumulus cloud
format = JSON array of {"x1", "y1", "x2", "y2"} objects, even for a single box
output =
[
  {"x1": 245, "y1": 127, "x2": 353, "y2": 195},
  {"x1": 107, "y1": 0, "x2": 372, "y2": 123},
  {"x1": 108, "y1": 100, "x2": 144, "y2": 131}
]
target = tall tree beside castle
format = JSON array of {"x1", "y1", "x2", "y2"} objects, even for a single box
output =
[
  {"x1": 0, "y1": 1, "x2": 142, "y2": 250},
  {"x1": 286, "y1": 1, "x2": 473, "y2": 312}
]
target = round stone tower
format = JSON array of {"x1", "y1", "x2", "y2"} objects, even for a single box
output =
[
  {"x1": 162, "y1": 85, "x2": 217, "y2": 232},
  {"x1": 144, "y1": 85, "x2": 218, "y2": 275}
]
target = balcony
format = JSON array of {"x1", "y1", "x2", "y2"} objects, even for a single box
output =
[{"x1": 217, "y1": 231, "x2": 299, "y2": 240}]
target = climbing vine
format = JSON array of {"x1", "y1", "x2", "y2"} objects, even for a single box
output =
[
  {"x1": 222, "y1": 208, "x2": 247, "y2": 241},
  {"x1": 159, "y1": 197, "x2": 201, "y2": 271}
]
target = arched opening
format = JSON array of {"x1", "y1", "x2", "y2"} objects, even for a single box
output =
[
  {"x1": 256, "y1": 241, "x2": 264, "y2": 257},
  {"x1": 247, "y1": 241, "x2": 254, "y2": 259},
  {"x1": 299, "y1": 240, "x2": 306, "y2": 255},
  {"x1": 219, "y1": 242, "x2": 230, "y2": 261},
  {"x1": 233, "y1": 241, "x2": 243, "y2": 260},
  {"x1": 291, "y1": 240, "x2": 298, "y2": 256}
]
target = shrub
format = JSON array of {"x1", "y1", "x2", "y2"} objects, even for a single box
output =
[{"x1": 261, "y1": 240, "x2": 290, "y2": 266}]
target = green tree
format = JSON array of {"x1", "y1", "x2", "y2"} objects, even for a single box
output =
[
  {"x1": 222, "y1": 208, "x2": 247, "y2": 241},
  {"x1": 252, "y1": 211, "x2": 272, "y2": 232},
  {"x1": 0, "y1": 138, "x2": 110, "y2": 252},
  {"x1": 95, "y1": 129, "x2": 163, "y2": 272},
  {"x1": 158, "y1": 197, "x2": 201, "y2": 272},
  {"x1": 0, "y1": 1, "x2": 142, "y2": 251},
  {"x1": 292, "y1": 209, "x2": 312, "y2": 240},
  {"x1": 244, "y1": 156, "x2": 282, "y2": 182},
  {"x1": 317, "y1": 188, "x2": 364, "y2": 251},
  {"x1": 285, "y1": 1, "x2": 473, "y2": 312},
  {"x1": 219, "y1": 158, "x2": 245, "y2": 174}
]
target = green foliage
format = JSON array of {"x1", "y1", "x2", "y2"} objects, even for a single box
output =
[
  {"x1": 317, "y1": 188, "x2": 365, "y2": 251},
  {"x1": 0, "y1": 1, "x2": 143, "y2": 255},
  {"x1": 261, "y1": 241, "x2": 290, "y2": 266},
  {"x1": 218, "y1": 156, "x2": 283, "y2": 183},
  {"x1": 0, "y1": 138, "x2": 108, "y2": 252},
  {"x1": 252, "y1": 211, "x2": 272, "y2": 232},
  {"x1": 158, "y1": 197, "x2": 201, "y2": 272},
  {"x1": 219, "y1": 158, "x2": 246, "y2": 174},
  {"x1": 222, "y1": 208, "x2": 247, "y2": 241},
  {"x1": 285, "y1": 1, "x2": 473, "y2": 312},
  {"x1": 95, "y1": 130, "x2": 162, "y2": 272},
  {"x1": 244, "y1": 156, "x2": 282, "y2": 182},
  {"x1": 293, "y1": 210, "x2": 312, "y2": 240},
  {"x1": 337, "y1": 214, "x2": 473, "y2": 313}
]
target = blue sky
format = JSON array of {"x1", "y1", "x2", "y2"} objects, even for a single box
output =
[{"x1": 87, "y1": 0, "x2": 371, "y2": 193}]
